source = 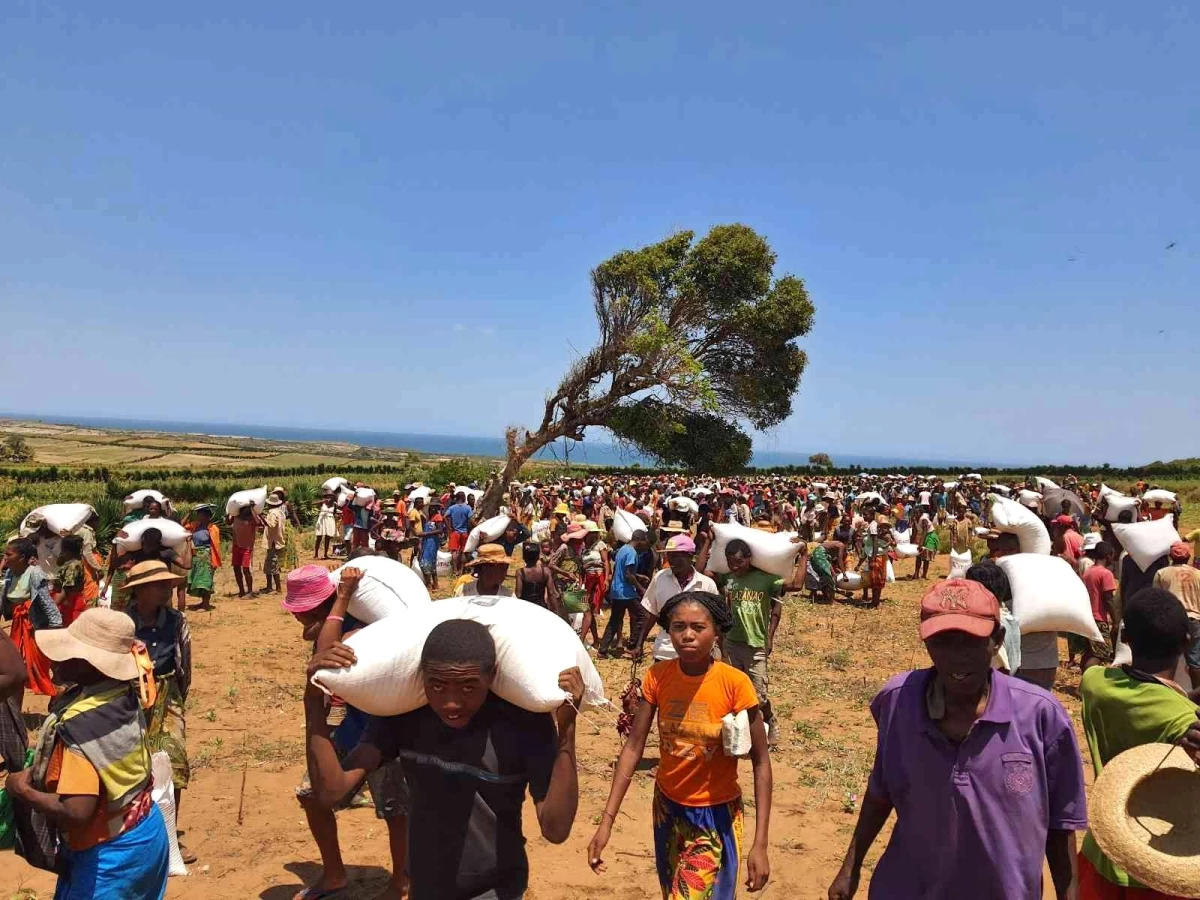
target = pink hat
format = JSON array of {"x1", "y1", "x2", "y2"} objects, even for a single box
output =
[
  {"x1": 665, "y1": 534, "x2": 696, "y2": 554},
  {"x1": 283, "y1": 565, "x2": 336, "y2": 613}
]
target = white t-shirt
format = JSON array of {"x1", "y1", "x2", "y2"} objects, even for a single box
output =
[
  {"x1": 919, "y1": 491, "x2": 932, "y2": 507},
  {"x1": 641, "y1": 567, "x2": 719, "y2": 661},
  {"x1": 641, "y1": 567, "x2": 719, "y2": 616}
]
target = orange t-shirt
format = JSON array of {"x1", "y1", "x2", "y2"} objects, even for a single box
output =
[
  {"x1": 45, "y1": 743, "x2": 108, "y2": 851},
  {"x1": 641, "y1": 659, "x2": 759, "y2": 806}
]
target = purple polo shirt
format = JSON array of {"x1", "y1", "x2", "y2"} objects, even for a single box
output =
[{"x1": 866, "y1": 668, "x2": 1087, "y2": 900}]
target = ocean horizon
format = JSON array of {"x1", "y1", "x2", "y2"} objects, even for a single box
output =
[{"x1": 2, "y1": 412, "x2": 1006, "y2": 470}]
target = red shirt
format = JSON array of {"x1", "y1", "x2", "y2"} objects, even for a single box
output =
[
  {"x1": 1063, "y1": 529, "x2": 1083, "y2": 562},
  {"x1": 1082, "y1": 564, "x2": 1116, "y2": 623}
]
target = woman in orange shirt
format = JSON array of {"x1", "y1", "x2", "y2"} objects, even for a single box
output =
[{"x1": 588, "y1": 590, "x2": 774, "y2": 898}]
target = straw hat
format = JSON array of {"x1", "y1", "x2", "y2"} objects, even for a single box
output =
[
  {"x1": 466, "y1": 544, "x2": 514, "y2": 568},
  {"x1": 1090, "y1": 742, "x2": 1200, "y2": 897},
  {"x1": 660, "y1": 519, "x2": 688, "y2": 534},
  {"x1": 553, "y1": 503, "x2": 570, "y2": 516},
  {"x1": 121, "y1": 560, "x2": 183, "y2": 592},
  {"x1": 35, "y1": 608, "x2": 139, "y2": 681}
]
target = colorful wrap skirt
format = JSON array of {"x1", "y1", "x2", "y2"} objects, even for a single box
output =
[{"x1": 653, "y1": 786, "x2": 744, "y2": 900}]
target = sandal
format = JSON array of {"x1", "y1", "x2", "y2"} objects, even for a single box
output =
[{"x1": 178, "y1": 841, "x2": 198, "y2": 865}]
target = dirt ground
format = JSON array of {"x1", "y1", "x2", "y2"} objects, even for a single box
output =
[{"x1": 4, "y1": 551, "x2": 1087, "y2": 900}]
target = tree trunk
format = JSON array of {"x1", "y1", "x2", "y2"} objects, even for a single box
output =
[{"x1": 479, "y1": 444, "x2": 536, "y2": 518}]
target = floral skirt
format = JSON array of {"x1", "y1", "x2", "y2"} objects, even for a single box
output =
[{"x1": 653, "y1": 786, "x2": 743, "y2": 900}]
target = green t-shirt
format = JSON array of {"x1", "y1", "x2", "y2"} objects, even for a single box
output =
[
  {"x1": 717, "y1": 567, "x2": 783, "y2": 648},
  {"x1": 1080, "y1": 665, "x2": 1199, "y2": 887}
]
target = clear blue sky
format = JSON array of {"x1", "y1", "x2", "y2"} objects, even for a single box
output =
[{"x1": 2, "y1": 2, "x2": 1195, "y2": 466}]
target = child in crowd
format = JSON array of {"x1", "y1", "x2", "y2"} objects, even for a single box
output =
[{"x1": 589, "y1": 589, "x2": 773, "y2": 898}]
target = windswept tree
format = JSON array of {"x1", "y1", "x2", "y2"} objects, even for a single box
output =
[
  {"x1": 808, "y1": 452, "x2": 833, "y2": 468},
  {"x1": 481, "y1": 224, "x2": 815, "y2": 513}
]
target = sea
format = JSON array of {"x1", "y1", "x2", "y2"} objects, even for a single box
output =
[{"x1": 2, "y1": 413, "x2": 994, "y2": 470}]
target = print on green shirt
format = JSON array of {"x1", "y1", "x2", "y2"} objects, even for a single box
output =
[{"x1": 717, "y1": 568, "x2": 784, "y2": 648}]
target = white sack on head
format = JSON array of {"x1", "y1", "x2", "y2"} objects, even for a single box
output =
[
  {"x1": 1099, "y1": 483, "x2": 1123, "y2": 500},
  {"x1": 1017, "y1": 489, "x2": 1043, "y2": 508},
  {"x1": 611, "y1": 508, "x2": 646, "y2": 544},
  {"x1": 465, "y1": 515, "x2": 511, "y2": 554},
  {"x1": 1034, "y1": 477, "x2": 1059, "y2": 491},
  {"x1": 1113, "y1": 517, "x2": 1179, "y2": 572},
  {"x1": 322, "y1": 477, "x2": 350, "y2": 493},
  {"x1": 329, "y1": 556, "x2": 431, "y2": 624},
  {"x1": 115, "y1": 518, "x2": 190, "y2": 553},
  {"x1": 1102, "y1": 495, "x2": 1140, "y2": 523},
  {"x1": 1142, "y1": 488, "x2": 1177, "y2": 506},
  {"x1": 20, "y1": 503, "x2": 95, "y2": 537},
  {"x1": 707, "y1": 522, "x2": 801, "y2": 578},
  {"x1": 311, "y1": 595, "x2": 607, "y2": 717},
  {"x1": 407, "y1": 485, "x2": 432, "y2": 503},
  {"x1": 668, "y1": 496, "x2": 699, "y2": 514},
  {"x1": 996, "y1": 554, "x2": 1103, "y2": 641},
  {"x1": 226, "y1": 487, "x2": 268, "y2": 517},
  {"x1": 122, "y1": 489, "x2": 169, "y2": 514},
  {"x1": 352, "y1": 487, "x2": 377, "y2": 507},
  {"x1": 989, "y1": 494, "x2": 1051, "y2": 555}
]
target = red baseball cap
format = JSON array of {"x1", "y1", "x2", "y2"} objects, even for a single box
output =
[{"x1": 919, "y1": 580, "x2": 1000, "y2": 640}]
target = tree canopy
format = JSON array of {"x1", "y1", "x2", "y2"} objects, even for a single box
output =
[
  {"x1": 482, "y1": 224, "x2": 814, "y2": 509},
  {"x1": 808, "y1": 452, "x2": 833, "y2": 467}
]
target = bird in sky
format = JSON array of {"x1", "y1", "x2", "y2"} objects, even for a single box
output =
[{"x1": 1166, "y1": 241, "x2": 1176, "y2": 249}]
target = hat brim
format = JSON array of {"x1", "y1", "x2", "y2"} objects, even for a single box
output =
[
  {"x1": 1091, "y1": 742, "x2": 1200, "y2": 896},
  {"x1": 919, "y1": 614, "x2": 996, "y2": 641},
  {"x1": 465, "y1": 556, "x2": 513, "y2": 568},
  {"x1": 282, "y1": 589, "x2": 336, "y2": 613},
  {"x1": 35, "y1": 628, "x2": 138, "y2": 681},
  {"x1": 121, "y1": 570, "x2": 184, "y2": 592}
]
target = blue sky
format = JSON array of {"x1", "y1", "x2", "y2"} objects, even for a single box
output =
[{"x1": 1, "y1": 2, "x2": 1195, "y2": 466}]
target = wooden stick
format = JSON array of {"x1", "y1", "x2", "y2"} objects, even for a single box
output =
[
  {"x1": 236, "y1": 730, "x2": 248, "y2": 825},
  {"x1": 236, "y1": 768, "x2": 247, "y2": 825}
]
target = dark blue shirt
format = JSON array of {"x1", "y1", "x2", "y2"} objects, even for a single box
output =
[{"x1": 127, "y1": 605, "x2": 183, "y2": 677}]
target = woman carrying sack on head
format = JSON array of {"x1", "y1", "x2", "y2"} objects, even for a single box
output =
[
  {"x1": 4, "y1": 608, "x2": 169, "y2": 899},
  {"x1": 121, "y1": 560, "x2": 195, "y2": 864},
  {"x1": 182, "y1": 505, "x2": 222, "y2": 612},
  {"x1": 1, "y1": 537, "x2": 62, "y2": 696}
]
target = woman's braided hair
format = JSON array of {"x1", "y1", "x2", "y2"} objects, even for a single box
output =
[{"x1": 657, "y1": 590, "x2": 735, "y2": 634}]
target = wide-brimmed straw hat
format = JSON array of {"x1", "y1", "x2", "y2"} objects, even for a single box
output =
[
  {"x1": 121, "y1": 560, "x2": 183, "y2": 592},
  {"x1": 283, "y1": 564, "x2": 337, "y2": 613},
  {"x1": 35, "y1": 608, "x2": 139, "y2": 681},
  {"x1": 1090, "y1": 742, "x2": 1200, "y2": 897},
  {"x1": 553, "y1": 503, "x2": 570, "y2": 516},
  {"x1": 660, "y1": 519, "x2": 688, "y2": 534},
  {"x1": 466, "y1": 544, "x2": 514, "y2": 567}
]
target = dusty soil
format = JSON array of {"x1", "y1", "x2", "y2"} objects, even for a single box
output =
[{"x1": 4, "y1": 551, "x2": 1085, "y2": 900}]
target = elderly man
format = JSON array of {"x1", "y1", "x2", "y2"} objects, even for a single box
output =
[
  {"x1": 829, "y1": 580, "x2": 1087, "y2": 900},
  {"x1": 631, "y1": 533, "x2": 717, "y2": 661}
]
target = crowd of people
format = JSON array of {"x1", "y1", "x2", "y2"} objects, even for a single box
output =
[{"x1": 1, "y1": 469, "x2": 1199, "y2": 899}]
